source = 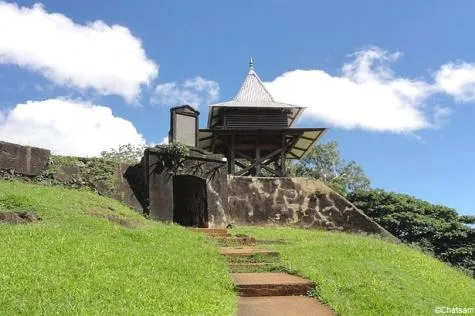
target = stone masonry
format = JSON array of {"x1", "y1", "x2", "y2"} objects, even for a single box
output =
[
  {"x1": 228, "y1": 176, "x2": 393, "y2": 237},
  {"x1": 0, "y1": 141, "x2": 393, "y2": 236}
]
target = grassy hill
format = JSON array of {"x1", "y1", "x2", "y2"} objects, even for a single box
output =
[
  {"x1": 0, "y1": 180, "x2": 236, "y2": 315},
  {"x1": 1, "y1": 180, "x2": 473, "y2": 316},
  {"x1": 232, "y1": 227, "x2": 475, "y2": 316}
]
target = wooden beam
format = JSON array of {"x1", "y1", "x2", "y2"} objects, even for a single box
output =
[
  {"x1": 233, "y1": 144, "x2": 281, "y2": 151},
  {"x1": 299, "y1": 135, "x2": 316, "y2": 141},
  {"x1": 198, "y1": 135, "x2": 213, "y2": 141},
  {"x1": 288, "y1": 151, "x2": 299, "y2": 159},
  {"x1": 211, "y1": 133, "x2": 217, "y2": 152},
  {"x1": 255, "y1": 139, "x2": 261, "y2": 176},
  {"x1": 293, "y1": 146, "x2": 307, "y2": 151},
  {"x1": 235, "y1": 151, "x2": 277, "y2": 175},
  {"x1": 230, "y1": 134, "x2": 235, "y2": 174},
  {"x1": 279, "y1": 136, "x2": 286, "y2": 177},
  {"x1": 236, "y1": 146, "x2": 287, "y2": 176}
]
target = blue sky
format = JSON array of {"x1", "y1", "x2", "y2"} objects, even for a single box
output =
[{"x1": 0, "y1": 1, "x2": 474, "y2": 215}]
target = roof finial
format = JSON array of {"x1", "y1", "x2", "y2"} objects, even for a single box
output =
[{"x1": 249, "y1": 57, "x2": 255, "y2": 73}]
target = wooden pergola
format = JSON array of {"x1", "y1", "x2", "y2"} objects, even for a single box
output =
[{"x1": 198, "y1": 60, "x2": 327, "y2": 177}]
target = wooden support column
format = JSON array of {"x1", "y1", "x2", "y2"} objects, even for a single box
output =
[
  {"x1": 255, "y1": 138, "x2": 261, "y2": 176},
  {"x1": 229, "y1": 134, "x2": 236, "y2": 174},
  {"x1": 280, "y1": 136, "x2": 287, "y2": 176},
  {"x1": 281, "y1": 153, "x2": 286, "y2": 176}
]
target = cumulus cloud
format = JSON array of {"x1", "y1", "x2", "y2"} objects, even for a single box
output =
[
  {"x1": 265, "y1": 47, "x2": 439, "y2": 133},
  {"x1": 0, "y1": 1, "x2": 158, "y2": 102},
  {"x1": 262, "y1": 47, "x2": 475, "y2": 133},
  {"x1": 151, "y1": 76, "x2": 219, "y2": 108},
  {"x1": 434, "y1": 63, "x2": 475, "y2": 102},
  {"x1": 159, "y1": 136, "x2": 169, "y2": 145},
  {"x1": 0, "y1": 99, "x2": 145, "y2": 156}
]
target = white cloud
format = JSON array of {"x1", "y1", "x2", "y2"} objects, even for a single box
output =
[
  {"x1": 265, "y1": 47, "x2": 437, "y2": 133},
  {"x1": 151, "y1": 76, "x2": 219, "y2": 108},
  {"x1": 434, "y1": 63, "x2": 475, "y2": 102},
  {"x1": 0, "y1": 99, "x2": 145, "y2": 156},
  {"x1": 159, "y1": 136, "x2": 169, "y2": 145},
  {"x1": 0, "y1": 2, "x2": 158, "y2": 102}
]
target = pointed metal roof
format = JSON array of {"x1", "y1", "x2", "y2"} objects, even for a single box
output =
[
  {"x1": 234, "y1": 58, "x2": 274, "y2": 103},
  {"x1": 210, "y1": 59, "x2": 304, "y2": 108},
  {"x1": 207, "y1": 59, "x2": 307, "y2": 128}
]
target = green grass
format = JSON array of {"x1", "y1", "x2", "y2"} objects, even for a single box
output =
[
  {"x1": 0, "y1": 180, "x2": 236, "y2": 315},
  {"x1": 232, "y1": 227, "x2": 475, "y2": 316}
]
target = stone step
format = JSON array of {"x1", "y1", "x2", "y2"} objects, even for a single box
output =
[
  {"x1": 209, "y1": 232, "x2": 232, "y2": 237},
  {"x1": 214, "y1": 236, "x2": 257, "y2": 245},
  {"x1": 219, "y1": 247, "x2": 279, "y2": 257},
  {"x1": 228, "y1": 263, "x2": 271, "y2": 268},
  {"x1": 232, "y1": 272, "x2": 315, "y2": 297},
  {"x1": 238, "y1": 296, "x2": 335, "y2": 316}
]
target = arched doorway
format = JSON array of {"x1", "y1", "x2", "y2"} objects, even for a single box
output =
[{"x1": 173, "y1": 175, "x2": 208, "y2": 227}]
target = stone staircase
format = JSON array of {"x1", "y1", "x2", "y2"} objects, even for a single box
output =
[{"x1": 194, "y1": 228, "x2": 335, "y2": 316}]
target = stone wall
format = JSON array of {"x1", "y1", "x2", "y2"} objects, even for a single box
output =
[
  {"x1": 0, "y1": 141, "x2": 50, "y2": 176},
  {"x1": 145, "y1": 148, "x2": 229, "y2": 227},
  {"x1": 0, "y1": 141, "x2": 144, "y2": 212},
  {"x1": 51, "y1": 160, "x2": 146, "y2": 212},
  {"x1": 228, "y1": 176, "x2": 393, "y2": 237},
  {"x1": 0, "y1": 141, "x2": 392, "y2": 237}
]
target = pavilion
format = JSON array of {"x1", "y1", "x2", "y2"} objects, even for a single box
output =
[{"x1": 198, "y1": 59, "x2": 327, "y2": 176}]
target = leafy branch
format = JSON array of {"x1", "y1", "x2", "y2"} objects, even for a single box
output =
[{"x1": 149, "y1": 142, "x2": 222, "y2": 182}]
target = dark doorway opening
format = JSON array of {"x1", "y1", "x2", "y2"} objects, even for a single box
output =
[{"x1": 173, "y1": 175, "x2": 208, "y2": 227}]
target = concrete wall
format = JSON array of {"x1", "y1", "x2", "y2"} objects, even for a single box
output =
[
  {"x1": 0, "y1": 141, "x2": 50, "y2": 176},
  {"x1": 228, "y1": 176, "x2": 393, "y2": 237}
]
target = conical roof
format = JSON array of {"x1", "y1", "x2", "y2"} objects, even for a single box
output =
[
  {"x1": 207, "y1": 59, "x2": 306, "y2": 128},
  {"x1": 234, "y1": 60, "x2": 274, "y2": 103}
]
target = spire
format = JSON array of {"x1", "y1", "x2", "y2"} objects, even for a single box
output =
[
  {"x1": 234, "y1": 58, "x2": 274, "y2": 103},
  {"x1": 249, "y1": 57, "x2": 255, "y2": 74}
]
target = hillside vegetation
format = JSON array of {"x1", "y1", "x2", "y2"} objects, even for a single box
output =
[
  {"x1": 233, "y1": 227, "x2": 475, "y2": 316},
  {"x1": 1, "y1": 179, "x2": 473, "y2": 316},
  {"x1": 291, "y1": 140, "x2": 474, "y2": 276},
  {"x1": 0, "y1": 180, "x2": 236, "y2": 315}
]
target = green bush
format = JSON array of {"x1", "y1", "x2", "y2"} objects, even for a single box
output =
[{"x1": 348, "y1": 189, "x2": 474, "y2": 275}]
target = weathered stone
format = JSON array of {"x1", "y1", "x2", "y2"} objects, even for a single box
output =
[
  {"x1": 0, "y1": 211, "x2": 42, "y2": 224},
  {"x1": 145, "y1": 148, "x2": 228, "y2": 227},
  {"x1": 0, "y1": 141, "x2": 394, "y2": 237},
  {"x1": 0, "y1": 141, "x2": 50, "y2": 176},
  {"x1": 228, "y1": 176, "x2": 393, "y2": 237},
  {"x1": 238, "y1": 296, "x2": 335, "y2": 316},
  {"x1": 232, "y1": 272, "x2": 315, "y2": 297},
  {"x1": 219, "y1": 247, "x2": 279, "y2": 257}
]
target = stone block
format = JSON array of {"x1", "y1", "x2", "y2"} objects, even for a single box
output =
[{"x1": 0, "y1": 141, "x2": 50, "y2": 176}]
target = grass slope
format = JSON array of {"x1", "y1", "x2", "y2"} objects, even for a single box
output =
[
  {"x1": 0, "y1": 180, "x2": 236, "y2": 315},
  {"x1": 233, "y1": 227, "x2": 475, "y2": 316}
]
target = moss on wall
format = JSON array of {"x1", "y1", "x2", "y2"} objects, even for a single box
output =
[{"x1": 37, "y1": 155, "x2": 120, "y2": 194}]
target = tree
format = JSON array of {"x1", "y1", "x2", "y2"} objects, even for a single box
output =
[
  {"x1": 290, "y1": 141, "x2": 370, "y2": 195},
  {"x1": 348, "y1": 189, "x2": 475, "y2": 275},
  {"x1": 100, "y1": 144, "x2": 147, "y2": 164}
]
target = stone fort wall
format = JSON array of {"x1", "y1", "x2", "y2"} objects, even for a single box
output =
[
  {"x1": 228, "y1": 176, "x2": 393, "y2": 237},
  {"x1": 0, "y1": 141, "x2": 144, "y2": 212},
  {"x1": 0, "y1": 141, "x2": 393, "y2": 237}
]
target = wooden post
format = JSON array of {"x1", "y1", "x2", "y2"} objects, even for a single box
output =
[
  {"x1": 281, "y1": 153, "x2": 286, "y2": 176},
  {"x1": 230, "y1": 134, "x2": 236, "y2": 174},
  {"x1": 255, "y1": 138, "x2": 261, "y2": 176},
  {"x1": 280, "y1": 136, "x2": 286, "y2": 176}
]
